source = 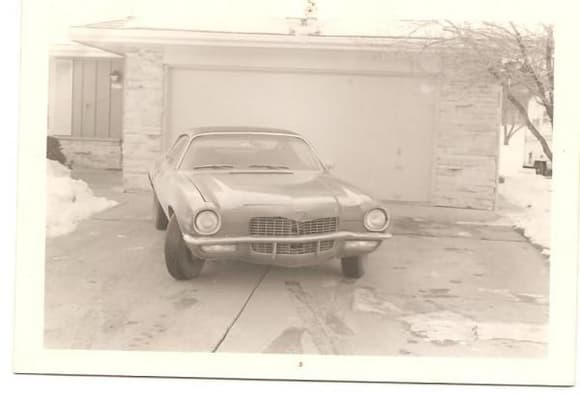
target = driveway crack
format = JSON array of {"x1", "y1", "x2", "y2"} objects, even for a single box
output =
[{"x1": 211, "y1": 266, "x2": 271, "y2": 352}]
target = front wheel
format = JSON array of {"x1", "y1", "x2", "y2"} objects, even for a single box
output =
[
  {"x1": 341, "y1": 256, "x2": 366, "y2": 279},
  {"x1": 164, "y1": 215, "x2": 205, "y2": 280}
]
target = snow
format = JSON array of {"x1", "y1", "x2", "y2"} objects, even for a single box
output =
[
  {"x1": 46, "y1": 160, "x2": 117, "y2": 238},
  {"x1": 399, "y1": 310, "x2": 547, "y2": 344},
  {"x1": 498, "y1": 132, "x2": 525, "y2": 177},
  {"x1": 497, "y1": 135, "x2": 551, "y2": 254},
  {"x1": 352, "y1": 288, "x2": 404, "y2": 315},
  {"x1": 497, "y1": 170, "x2": 552, "y2": 253}
]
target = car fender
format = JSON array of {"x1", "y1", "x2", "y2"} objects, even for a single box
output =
[{"x1": 165, "y1": 173, "x2": 207, "y2": 234}]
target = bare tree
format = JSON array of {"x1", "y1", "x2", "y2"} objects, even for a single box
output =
[
  {"x1": 501, "y1": 86, "x2": 532, "y2": 145},
  {"x1": 417, "y1": 21, "x2": 554, "y2": 160},
  {"x1": 502, "y1": 100, "x2": 524, "y2": 145}
]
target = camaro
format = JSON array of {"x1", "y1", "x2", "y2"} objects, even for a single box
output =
[{"x1": 149, "y1": 127, "x2": 392, "y2": 280}]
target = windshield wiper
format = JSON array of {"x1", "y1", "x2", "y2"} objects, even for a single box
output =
[
  {"x1": 248, "y1": 164, "x2": 290, "y2": 170},
  {"x1": 193, "y1": 164, "x2": 234, "y2": 170}
]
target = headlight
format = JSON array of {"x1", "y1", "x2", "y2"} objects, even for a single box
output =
[
  {"x1": 363, "y1": 208, "x2": 389, "y2": 232},
  {"x1": 193, "y1": 209, "x2": 221, "y2": 235}
]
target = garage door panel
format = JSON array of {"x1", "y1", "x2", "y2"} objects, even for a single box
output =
[{"x1": 168, "y1": 68, "x2": 436, "y2": 202}]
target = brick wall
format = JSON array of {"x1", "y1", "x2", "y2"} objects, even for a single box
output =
[
  {"x1": 57, "y1": 137, "x2": 121, "y2": 170},
  {"x1": 122, "y1": 49, "x2": 165, "y2": 190},
  {"x1": 432, "y1": 62, "x2": 501, "y2": 210}
]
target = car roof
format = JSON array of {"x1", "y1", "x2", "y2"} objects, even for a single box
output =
[{"x1": 183, "y1": 126, "x2": 303, "y2": 138}]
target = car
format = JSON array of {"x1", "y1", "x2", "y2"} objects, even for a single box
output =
[{"x1": 148, "y1": 127, "x2": 392, "y2": 280}]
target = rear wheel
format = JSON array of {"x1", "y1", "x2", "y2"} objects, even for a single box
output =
[
  {"x1": 164, "y1": 215, "x2": 205, "y2": 280},
  {"x1": 153, "y1": 193, "x2": 168, "y2": 230},
  {"x1": 341, "y1": 256, "x2": 366, "y2": 279}
]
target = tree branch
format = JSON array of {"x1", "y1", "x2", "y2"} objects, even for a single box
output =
[
  {"x1": 509, "y1": 22, "x2": 553, "y2": 123},
  {"x1": 544, "y1": 25, "x2": 554, "y2": 125},
  {"x1": 506, "y1": 91, "x2": 552, "y2": 161}
]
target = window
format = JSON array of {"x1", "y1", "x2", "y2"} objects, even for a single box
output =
[{"x1": 179, "y1": 134, "x2": 322, "y2": 171}]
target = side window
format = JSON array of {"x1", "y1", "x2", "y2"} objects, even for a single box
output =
[{"x1": 166, "y1": 136, "x2": 189, "y2": 167}]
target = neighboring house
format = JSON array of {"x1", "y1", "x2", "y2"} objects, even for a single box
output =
[
  {"x1": 67, "y1": 17, "x2": 503, "y2": 210},
  {"x1": 523, "y1": 97, "x2": 552, "y2": 174},
  {"x1": 48, "y1": 43, "x2": 124, "y2": 169}
]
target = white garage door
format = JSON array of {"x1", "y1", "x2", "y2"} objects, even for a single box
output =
[{"x1": 167, "y1": 67, "x2": 437, "y2": 202}]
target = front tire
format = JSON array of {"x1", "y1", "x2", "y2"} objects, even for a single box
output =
[
  {"x1": 341, "y1": 256, "x2": 366, "y2": 278},
  {"x1": 164, "y1": 215, "x2": 204, "y2": 280},
  {"x1": 153, "y1": 193, "x2": 168, "y2": 230}
]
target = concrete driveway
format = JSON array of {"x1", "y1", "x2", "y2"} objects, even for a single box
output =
[{"x1": 44, "y1": 170, "x2": 549, "y2": 357}]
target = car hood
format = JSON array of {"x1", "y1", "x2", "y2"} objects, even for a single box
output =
[{"x1": 181, "y1": 171, "x2": 376, "y2": 215}]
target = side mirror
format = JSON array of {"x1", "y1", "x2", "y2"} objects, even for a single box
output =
[{"x1": 325, "y1": 161, "x2": 335, "y2": 171}]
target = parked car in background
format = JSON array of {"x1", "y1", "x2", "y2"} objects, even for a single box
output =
[
  {"x1": 523, "y1": 131, "x2": 553, "y2": 176},
  {"x1": 148, "y1": 127, "x2": 392, "y2": 280}
]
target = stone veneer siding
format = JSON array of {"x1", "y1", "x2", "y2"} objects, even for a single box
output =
[
  {"x1": 432, "y1": 59, "x2": 501, "y2": 210},
  {"x1": 121, "y1": 48, "x2": 501, "y2": 210},
  {"x1": 122, "y1": 49, "x2": 165, "y2": 190},
  {"x1": 57, "y1": 136, "x2": 122, "y2": 170}
]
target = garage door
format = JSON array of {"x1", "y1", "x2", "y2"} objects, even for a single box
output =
[{"x1": 167, "y1": 67, "x2": 437, "y2": 202}]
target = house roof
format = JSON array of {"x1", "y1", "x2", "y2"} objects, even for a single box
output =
[
  {"x1": 66, "y1": 16, "x2": 544, "y2": 58},
  {"x1": 69, "y1": 17, "x2": 447, "y2": 56},
  {"x1": 77, "y1": 16, "x2": 445, "y2": 38}
]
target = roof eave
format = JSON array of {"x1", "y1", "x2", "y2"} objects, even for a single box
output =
[
  {"x1": 49, "y1": 42, "x2": 123, "y2": 58},
  {"x1": 69, "y1": 26, "x2": 435, "y2": 54}
]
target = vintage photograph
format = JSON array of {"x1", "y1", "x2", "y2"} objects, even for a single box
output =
[{"x1": 13, "y1": 0, "x2": 577, "y2": 385}]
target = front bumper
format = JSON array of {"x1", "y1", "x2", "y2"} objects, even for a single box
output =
[{"x1": 183, "y1": 231, "x2": 392, "y2": 267}]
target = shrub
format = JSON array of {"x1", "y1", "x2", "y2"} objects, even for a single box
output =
[{"x1": 47, "y1": 136, "x2": 66, "y2": 165}]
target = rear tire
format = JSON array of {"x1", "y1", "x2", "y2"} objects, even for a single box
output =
[
  {"x1": 153, "y1": 192, "x2": 168, "y2": 230},
  {"x1": 341, "y1": 256, "x2": 366, "y2": 279},
  {"x1": 164, "y1": 215, "x2": 204, "y2": 280}
]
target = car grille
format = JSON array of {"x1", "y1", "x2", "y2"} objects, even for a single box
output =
[{"x1": 249, "y1": 216, "x2": 337, "y2": 255}]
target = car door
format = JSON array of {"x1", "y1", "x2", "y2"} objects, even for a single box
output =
[{"x1": 150, "y1": 134, "x2": 190, "y2": 213}]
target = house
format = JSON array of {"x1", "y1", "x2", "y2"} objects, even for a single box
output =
[
  {"x1": 64, "y1": 17, "x2": 502, "y2": 210},
  {"x1": 497, "y1": 86, "x2": 553, "y2": 177},
  {"x1": 523, "y1": 97, "x2": 552, "y2": 173},
  {"x1": 48, "y1": 43, "x2": 124, "y2": 169}
]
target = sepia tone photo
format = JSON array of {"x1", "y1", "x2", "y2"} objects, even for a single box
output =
[{"x1": 13, "y1": 0, "x2": 578, "y2": 385}]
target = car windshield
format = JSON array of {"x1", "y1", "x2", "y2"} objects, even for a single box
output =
[{"x1": 179, "y1": 133, "x2": 323, "y2": 171}]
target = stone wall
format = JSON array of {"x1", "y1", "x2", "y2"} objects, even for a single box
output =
[
  {"x1": 122, "y1": 48, "x2": 165, "y2": 190},
  {"x1": 432, "y1": 64, "x2": 501, "y2": 210},
  {"x1": 57, "y1": 136, "x2": 121, "y2": 170}
]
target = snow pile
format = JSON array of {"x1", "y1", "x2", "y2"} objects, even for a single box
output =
[
  {"x1": 498, "y1": 169, "x2": 551, "y2": 254},
  {"x1": 46, "y1": 160, "x2": 117, "y2": 237}
]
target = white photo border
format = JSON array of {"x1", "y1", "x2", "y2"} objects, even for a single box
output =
[{"x1": 13, "y1": 0, "x2": 579, "y2": 386}]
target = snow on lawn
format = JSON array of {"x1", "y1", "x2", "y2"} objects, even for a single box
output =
[
  {"x1": 399, "y1": 310, "x2": 547, "y2": 344},
  {"x1": 497, "y1": 135, "x2": 552, "y2": 255},
  {"x1": 46, "y1": 160, "x2": 117, "y2": 238},
  {"x1": 497, "y1": 169, "x2": 551, "y2": 255}
]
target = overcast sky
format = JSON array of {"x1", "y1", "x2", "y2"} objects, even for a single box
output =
[{"x1": 47, "y1": 0, "x2": 557, "y2": 43}]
